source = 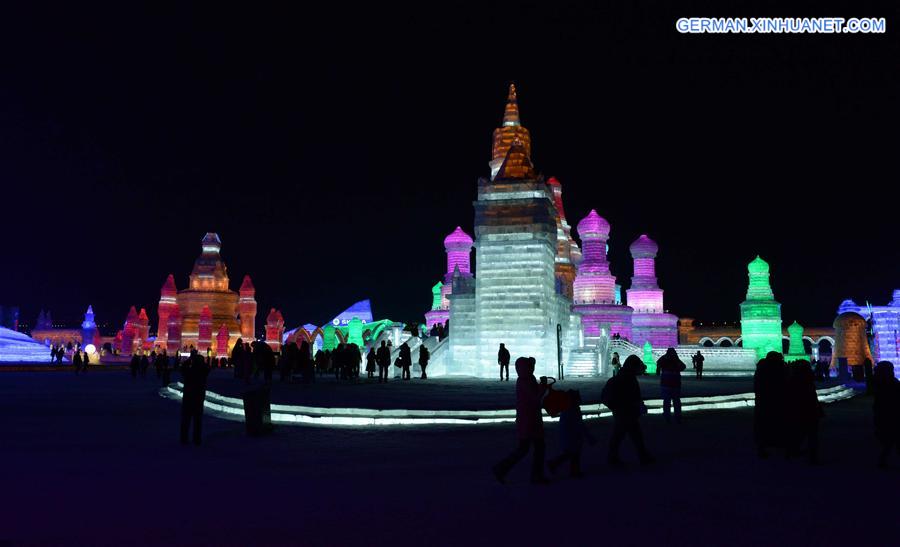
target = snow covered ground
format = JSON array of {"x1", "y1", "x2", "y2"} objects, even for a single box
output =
[{"x1": 0, "y1": 370, "x2": 894, "y2": 546}]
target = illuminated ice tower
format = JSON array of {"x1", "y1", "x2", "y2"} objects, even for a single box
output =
[
  {"x1": 547, "y1": 177, "x2": 582, "y2": 299},
  {"x1": 466, "y1": 84, "x2": 580, "y2": 378},
  {"x1": 156, "y1": 275, "x2": 177, "y2": 349},
  {"x1": 424, "y1": 281, "x2": 446, "y2": 329},
  {"x1": 573, "y1": 210, "x2": 633, "y2": 343},
  {"x1": 81, "y1": 306, "x2": 98, "y2": 349},
  {"x1": 239, "y1": 275, "x2": 257, "y2": 340},
  {"x1": 740, "y1": 256, "x2": 782, "y2": 359},
  {"x1": 426, "y1": 227, "x2": 473, "y2": 329},
  {"x1": 627, "y1": 235, "x2": 678, "y2": 348}
]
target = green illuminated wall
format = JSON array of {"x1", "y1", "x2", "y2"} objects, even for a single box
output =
[{"x1": 740, "y1": 256, "x2": 782, "y2": 359}]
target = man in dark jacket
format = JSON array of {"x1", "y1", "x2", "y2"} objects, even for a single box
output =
[
  {"x1": 180, "y1": 350, "x2": 210, "y2": 445},
  {"x1": 376, "y1": 340, "x2": 391, "y2": 383},
  {"x1": 658, "y1": 348, "x2": 687, "y2": 423},
  {"x1": 498, "y1": 343, "x2": 511, "y2": 381},
  {"x1": 603, "y1": 355, "x2": 654, "y2": 466}
]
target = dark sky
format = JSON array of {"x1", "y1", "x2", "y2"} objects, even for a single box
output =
[{"x1": 1, "y1": 1, "x2": 898, "y2": 333}]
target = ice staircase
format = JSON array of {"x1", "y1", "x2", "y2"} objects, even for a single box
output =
[{"x1": 566, "y1": 348, "x2": 600, "y2": 377}]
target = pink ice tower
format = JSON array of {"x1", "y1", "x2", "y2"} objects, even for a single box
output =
[
  {"x1": 573, "y1": 210, "x2": 633, "y2": 341},
  {"x1": 426, "y1": 226, "x2": 473, "y2": 328},
  {"x1": 626, "y1": 235, "x2": 678, "y2": 348}
]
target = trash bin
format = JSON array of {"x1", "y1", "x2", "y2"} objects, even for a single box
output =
[{"x1": 243, "y1": 385, "x2": 273, "y2": 437}]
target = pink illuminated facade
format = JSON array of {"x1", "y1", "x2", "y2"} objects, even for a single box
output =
[
  {"x1": 166, "y1": 305, "x2": 182, "y2": 352},
  {"x1": 216, "y1": 324, "x2": 229, "y2": 358},
  {"x1": 626, "y1": 235, "x2": 678, "y2": 348},
  {"x1": 197, "y1": 305, "x2": 212, "y2": 353},
  {"x1": 573, "y1": 210, "x2": 633, "y2": 341}
]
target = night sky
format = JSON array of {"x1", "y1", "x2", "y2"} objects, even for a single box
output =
[{"x1": 1, "y1": 2, "x2": 897, "y2": 333}]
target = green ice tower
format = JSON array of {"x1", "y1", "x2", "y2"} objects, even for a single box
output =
[
  {"x1": 785, "y1": 321, "x2": 809, "y2": 363},
  {"x1": 740, "y1": 256, "x2": 782, "y2": 359},
  {"x1": 642, "y1": 341, "x2": 656, "y2": 374}
]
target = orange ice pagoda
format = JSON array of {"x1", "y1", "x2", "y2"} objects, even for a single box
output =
[{"x1": 156, "y1": 233, "x2": 257, "y2": 354}]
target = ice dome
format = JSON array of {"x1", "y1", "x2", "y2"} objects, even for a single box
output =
[
  {"x1": 576, "y1": 209, "x2": 610, "y2": 239},
  {"x1": 748, "y1": 255, "x2": 769, "y2": 274},
  {"x1": 443, "y1": 226, "x2": 473, "y2": 250},
  {"x1": 0, "y1": 327, "x2": 52, "y2": 363},
  {"x1": 629, "y1": 234, "x2": 658, "y2": 258}
]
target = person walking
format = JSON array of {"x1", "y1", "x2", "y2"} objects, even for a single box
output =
[
  {"x1": 180, "y1": 350, "x2": 210, "y2": 445},
  {"x1": 498, "y1": 343, "x2": 511, "y2": 381},
  {"x1": 692, "y1": 351, "x2": 705, "y2": 379},
  {"x1": 418, "y1": 344, "x2": 430, "y2": 379},
  {"x1": 492, "y1": 357, "x2": 550, "y2": 485},
  {"x1": 602, "y1": 355, "x2": 654, "y2": 466},
  {"x1": 376, "y1": 340, "x2": 391, "y2": 383},
  {"x1": 657, "y1": 348, "x2": 687, "y2": 423},
  {"x1": 72, "y1": 348, "x2": 83, "y2": 375}
]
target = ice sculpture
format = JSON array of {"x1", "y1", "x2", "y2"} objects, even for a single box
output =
[
  {"x1": 239, "y1": 275, "x2": 257, "y2": 340},
  {"x1": 573, "y1": 210, "x2": 634, "y2": 343},
  {"x1": 642, "y1": 341, "x2": 656, "y2": 374},
  {"x1": 198, "y1": 305, "x2": 212, "y2": 353},
  {"x1": 81, "y1": 306, "x2": 98, "y2": 349},
  {"x1": 547, "y1": 177, "x2": 581, "y2": 300},
  {"x1": 627, "y1": 235, "x2": 678, "y2": 348},
  {"x1": 426, "y1": 226, "x2": 474, "y2": 328},
  {"x1": 0, "y1": 326, "x2": 52, "y2": 363},
  {"x1": 785, "y1": 321, "x2": 809, "y2": 362},
  {"x1": 836, "y1": 292, "x2": 900, "y2": 368},
  {"x1": 831, "y1": 312, "x2": 874, "y2": 370},
  {"x1": 465, "y1": 85, "x2": 581, "y2": 378},
  {"x1": 157, "y1": 275, "x2": 177, "y2": 348},
  {"x1": 739, "y1": 256, "x2": 782, "y2": 359},
  {"x1": 265, "y1": 308, "x2": 284, "y2": 351},
  {"x1": 166, "y1": 305, "x2": 182, "y2": 352},
  {"x1": 216, "y1": 324, "x2": 229, "y2": 358}
]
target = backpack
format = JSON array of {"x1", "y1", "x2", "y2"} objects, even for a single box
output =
[{"x1": 600, "y1": 377, "x2": 617, "y2": 410}]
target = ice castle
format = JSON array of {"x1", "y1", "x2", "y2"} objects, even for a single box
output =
[{"x1": 446, "y1": 84, "x2": 584, "y2": 378}]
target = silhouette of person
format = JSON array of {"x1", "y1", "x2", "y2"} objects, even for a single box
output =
[
  {"x1": 602, "y1": 355, "x2": 654, "y2": 466},
  {"x1": 73, "y1": 347, "x2": 83, "y2": 374},
  {"x1": 130, "y1": 354, "x2": 140, "y2": 378},
  {"x1": 399, "y1": 342, "x2": 412, "y2": 380},
  {"x1": 657, "y1": 348, "x2": 687, "y2": 423},
  {"x1": 180, "y1": 350, "x2": 210, "y2": 445},
  {"x1": 299, "y1": 341, "x2": 313, "y2": 383},
  {"x1": 140, "y1": 353, "x2": 150, "y2": 377},
  {"x1": 159, "y1": 349, "x2": 171, "y2": 387},
  {"x1": 610, "y1": 352, "x2": 620, "y2": 377},
  {"x1": 692, "y1": 351, "x2": 705, "y2": 379},
  {"x1": 498, "y1": 343, "x2": 511, "y2": 381},
  {"x1": 418, "y1": 344, "x2": 430, "y2": 379},
  {"x1": 231, "y1": 338, "x2": 244, "y2": 380},
  {"x1": 366, "y1": 347, "x2": 377, "y2": 378},
  {"x1": 547, "y1": 390, "x2": 595, "y2": 478},
  {"x1": 786, "y1": 360, "x2": 823, "y2": 464},
  {"x1": 873, "y1": 361, "x2": 900, "y2": 468},
  {"x1": 376, "y1": 340, "x2": 391, "y2": 383},
  {"x1": 754, "y1": 352, "x2": 788, "y2": 458},
  {"x1": 492, "y1": 357, "x2": 550, "y2": 484}
]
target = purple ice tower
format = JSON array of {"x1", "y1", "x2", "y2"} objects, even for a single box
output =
[
  {"x1": 425, "y1": 226, "x2": 473, "y2": 328},
  {"x1": 573, "y1": 210, "x2": 633, "y2": 342},
  {"x1": 626, "y1": 235, "x2": 678, "y2": 348}
]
